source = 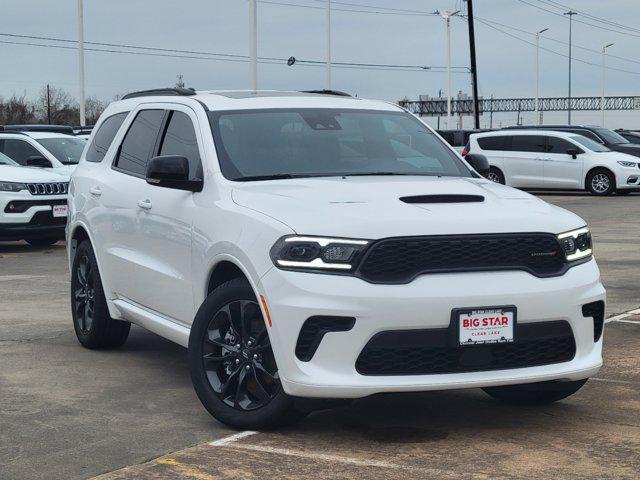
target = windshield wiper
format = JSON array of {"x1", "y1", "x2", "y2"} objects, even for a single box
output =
[{"x1": 342, "y1": 172, "x2": 426, "y2": 177}]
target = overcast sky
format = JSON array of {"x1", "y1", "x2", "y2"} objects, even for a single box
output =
[{"x1": 2, "y1": 0, "x2": 640, "y2": 127}]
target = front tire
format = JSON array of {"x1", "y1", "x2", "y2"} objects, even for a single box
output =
[
  {"x1": 482, "y1": 379, "x2": 588, "y2": 405},
  {"x1": 71, "y1": 240, "x2": 130, "y2": 349},
  {"x1": 586, "y1": 169, "x2": 615, "y2": 196},
  {"x1": 188, "y1": 278, "x2": 305, "y2": 429}
]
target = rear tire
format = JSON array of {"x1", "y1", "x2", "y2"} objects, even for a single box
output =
[
  {"x1": 586, "y1": 169, "x2": 615, "y2": 196},
  {"x1": 482, "y1": 378, "x2": 588, "y2": 405},
  {"x1": 71, "y1": 240, "x2": 130, "y2": 349},
  {"x1": 487, "y1": 167, "x2": 505, "y2": 185},
  {"x1": 188, "y1": 278, "x2": 306, "y2": 430},
  {"x1": 26, "y1": 237, "x2": 59, "y2": 247}
]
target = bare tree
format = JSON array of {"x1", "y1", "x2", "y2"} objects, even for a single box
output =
[
  {"x1": 34, "y1": 85, "x2": 79, "y2": 125},
  {"x1": 0, "y1": 93, "x2": 36, "y2": 124},
  {"x1": 85, "y1": 96, "x2": 107, "y2": 125}
]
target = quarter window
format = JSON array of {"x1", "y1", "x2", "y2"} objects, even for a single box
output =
[
  {"x1": 0, "y1": 139, "x2": 43, "y2": 165},
  {"x1": 159, "y1": 111, "x2": 202, "y2": 179},
  {"x1": 114, "y1": 110, "x2": 164, "y2": 176},
  {"x1": 477, "y1": 136, "x2": 507, "y2": 151},
  {"x1": 86, "y1": 112, "x2": 129, "y2": 163}
]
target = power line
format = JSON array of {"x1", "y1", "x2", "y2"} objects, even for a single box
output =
[
  {"x1": 257, "y1": 0, "x2": 437, "y2": 16},
  {"x1": 0, "y1": 32, "x2": 466, "y2": 73},
  {"x1": 516, "y1": 0, "x2": 640, "y2": 39},
  {"x1": 535, "y1": 0, "x2": 640, "y2": 35},
  {"x1": 461, "y1": 15, "x2": 640, "y2": 76}
]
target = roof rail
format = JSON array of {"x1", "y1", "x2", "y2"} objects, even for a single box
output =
[
  {"x1": 300, "y1": 89, "x2": 352, "y2": 97},
  {"x1": 121, "y1": 87, "x2": 197, "y2": 100},
  {"x1": 0, "y1": 124, "x2": 75, "y2": 134}
]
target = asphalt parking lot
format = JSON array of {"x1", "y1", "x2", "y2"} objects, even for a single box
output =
[{"x1": 1, "y1": 192, "x2": 639, "y2": 480}]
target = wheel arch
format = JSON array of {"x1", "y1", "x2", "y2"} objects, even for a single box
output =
[{"x1": 585, "y1": 166, "x2": 616, "y2": 190}]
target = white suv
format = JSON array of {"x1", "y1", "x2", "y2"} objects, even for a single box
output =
[
  {"x1": 67, "y1": 89, "x2": 606, "y2": 429},
  {"x1": 0, "y1": 130, "x2": 85, "y2": 175},
  {"x1": 0, "y1": 152, "x2": 69, "y2": 246},
  {"x1": 468, "y1": 129, "x2": 640, "y2": 195}
]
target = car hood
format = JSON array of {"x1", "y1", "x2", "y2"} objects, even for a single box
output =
[
  {"x1": 0, "y1": 165, "x2": 70, "y2": 183},
  {"x1": 231, "y1": 176, "x2": 586, "y2": 238}
]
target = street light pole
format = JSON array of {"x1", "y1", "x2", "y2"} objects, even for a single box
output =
[
  {"x1": 535, "y1": 28, "x2": 548, "y2": 126},
  {"x1": 326, "y1": 0, "x2": 331, "y2": 89},
  {"x1": 564, "y1": 10, "x2": 577, "y2": 124},
  {"x1": 435, "y1": 10, "x2": 460, "y2": 129},
  {"x1": 601, "y1": 43, "x2": 614, "y2": 127},
  {"x1": 77, "y1": 0, "x2": 86, "y2": 126},
  {"x1": 249, "y1": 0, "x2": 258, "y2": 92}
]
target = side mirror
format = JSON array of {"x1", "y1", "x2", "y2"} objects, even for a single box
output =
[
  {"x1": 146, "y1": 155, "x2": 203, "y2": 192},
  {"x1": 26, "y1": 156, "x2": 52, "y2": 168},
  {"x1": 566, "y1": 148, "x2": 579, "y2": 159},
  {"x1": 465, "y1": 153, "x2": 490, "y2": 178}
]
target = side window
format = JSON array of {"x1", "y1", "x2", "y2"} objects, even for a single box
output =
[
  {"x1": 546, "y1": 136, "x2": 576, "y2": 154},
  {"x1": 577, "y1": 130, "x2": 603, "y2": 143},
  {"x1": 86, "y1": 112, "x2": 129, "y2": 163},
  {"x1": 159, "y1": 111, "x2": 202, "y2": 179},
  {"x1": 0, "y1": 139, "x2": 43, "y2": 165},
  {"x1": 114, "y1": 109, "x2": 165, "y2": 176},
  {"x1": 477, "y1": 136, "x2": 506, "y2": 151},
  {"x1": 509, "y1": 135, "x2": 546, "y2": 153}
]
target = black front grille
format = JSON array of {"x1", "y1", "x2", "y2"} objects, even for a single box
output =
[
  {"x1": 4, "y1": 199, "x2": 66, "y2": 213},
  {"x1": 27, "y1": 183, "x2": 68, "y2": 196},
  {"x1": 356, "y1": 320, "x2": 575, "y2": 375},
  {"x1": 356, "y1": 233, "x2": 566, "y2": 283},
  {"x1": 29, "y1": 211, "x2": 66, "y2": 227}
]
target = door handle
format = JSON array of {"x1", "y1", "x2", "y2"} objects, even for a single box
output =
[
  {"x1": 89, "y1": 186, "x2": 102, "y2": 197},
  {"x1": 137, "y1": 199, "x2": 152, "y2": 210}
]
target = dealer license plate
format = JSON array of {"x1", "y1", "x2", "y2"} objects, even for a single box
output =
[
  {"x1": 52, "y1": 205, "x2": 68, "y2": 218},
  {"x1": 458, "y1": 307, "x2": 515, "y2": 346}
]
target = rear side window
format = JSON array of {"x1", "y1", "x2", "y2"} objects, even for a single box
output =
[
  {"x1": 509, "y1": 135, "x2": 546, "y2": 153},
  {"x1": 0, "y1": 139, "x2": 42, "y2": 165},
  {"x1": 86, "y1": 112, "x2": 129, "y2": 163},
  {"x1": 571, "y1": 129, "x2": 602, "y2": 143},
  {"x1": 477, "y1": 136, "x2": 506, "y2": 151},
  {"x1": 114, "y1": 110, "x2": 164, "y2": 176},
  {"x1": 159, "y1": 111, "x2": 202, "y2": 180}
]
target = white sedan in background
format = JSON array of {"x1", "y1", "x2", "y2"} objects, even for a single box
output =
[{"x1": 467, "y1": 129, "x2": 640, "y2": 195}]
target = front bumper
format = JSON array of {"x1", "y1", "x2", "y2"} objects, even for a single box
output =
[
  {"x1": 0, "y1": 192, "x2": 67, "y2": 240},
  {"x1": 259, "y1": 259, "x2": 605, "y2": 398}
]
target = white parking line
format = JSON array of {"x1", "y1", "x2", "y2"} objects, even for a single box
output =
[
  {"x1": 605, "y1": 307, "x2": 640, "y2": 324},
  {"x1": 209, "y1": 430, "x2": 257, "y2": 446}
]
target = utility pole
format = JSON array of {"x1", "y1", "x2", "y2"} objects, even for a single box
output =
[
  {"x1": 77, "y1": 0, "x2": 86, "y2": 126},
  {"x1": 489, "y1": 94, "x2": 494, "y2": 128},
  {"x1": 435, "y1": 10, "x2": 460, "y2": 130},
  {"x1": 326, "y1": 0, "x2": 331, "y2": 89},
  {"x1": 46, "y1": 84, "x2": 51, "y2": 124},
  {"x1": 464, "y1": 0, "x2": 480, "y2": 129},
  {"x1": 535, "y1": 28, "x2": 549, "y2": 125},
  {"x1": 601, "y1": 43, "x2": 614, "y2": 127},
  {"x1": 249, "y1": 0, "x2": 258, "y2": 91},
  {"x1": 564, "y1": 10, "x2": 577, "y2": 124},
  {"x1": 437, "y1": 88, "x2": 442, "y2": 129}
]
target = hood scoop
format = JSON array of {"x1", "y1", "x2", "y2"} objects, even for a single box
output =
[{"x1": 400, "y1": 194, "x2": 485, "y2": 204}]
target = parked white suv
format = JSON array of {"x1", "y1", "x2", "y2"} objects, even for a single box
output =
[
  {"x1": 67, "y1": 89, "x2": 605, "y2": 429},
  {"x1": 468, "y1": 129, "x2": 640, "y2": 195},
  {"x1": 0, "y1": 130, "x2": 85, "y2": 175},
  {"x1": 0, "y1": 152, "x2": 69, "y2": 246}
]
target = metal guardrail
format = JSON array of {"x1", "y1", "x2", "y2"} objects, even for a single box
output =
[{"x1": 398, "y1": 96, "x2": 640, "y2": 116}]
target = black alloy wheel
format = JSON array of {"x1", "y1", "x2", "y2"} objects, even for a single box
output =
[
  {"x1": 74, "y1": 255, "x2": 95, "y2": 333},
  {"x1": 202, "y1": 299, "x2": 280, "y2": 411}
]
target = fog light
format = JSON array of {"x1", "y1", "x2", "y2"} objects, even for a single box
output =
[{"x1": 627, "y1": 176, "x2": 638, "y2": 184}]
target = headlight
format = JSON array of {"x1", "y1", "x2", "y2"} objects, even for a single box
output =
[
  {"x1": 0, "y1": 182, "x2": 27, "y2": 192},
  {"x1": 617, "y1": 160, "x2": 637, "y2": 167},
  {"x1": 557, "y1": 227, "x2": 592, "y2": 262},
  {"x1": 270, "y1": 235, "x2": 369, "y2": 272}
]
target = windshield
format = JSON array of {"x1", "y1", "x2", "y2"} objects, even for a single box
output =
[
  {"x1": 594, "y1": 128, "x2": 629, "y2": 145},
  {"x1": 36, "y1": 137, "x2": 86, "y2": 164},
  {"x1": 0, "y1": 152, "x2": 19, "y2": 165},
  {"x1": 570, "y1": 135, "x2": 611, "y2": 152},
  {"x1": 209, "y1": 109, "x2": 472, "y2": 180}
]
